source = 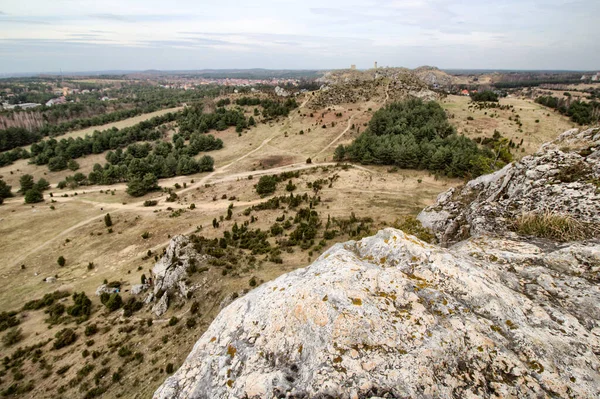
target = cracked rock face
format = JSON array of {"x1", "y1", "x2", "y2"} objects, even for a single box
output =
[
  {"x1": 154, "y1": 228, "x2": 600, "y2": 399},
  {"x1": 418, "y1": 127, "x2": 600, "y2": 246},
  {"x1": 151, "y1": 235, "x2": 209, "y2": 316}
]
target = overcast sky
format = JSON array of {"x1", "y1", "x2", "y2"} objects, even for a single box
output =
[{"x1": 0, "y1": 0, "x2": 598, "y2": 74}]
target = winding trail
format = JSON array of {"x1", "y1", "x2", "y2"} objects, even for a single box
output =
[{"x1": 313, "y1": 113, "x2": 357, "y2": 158}]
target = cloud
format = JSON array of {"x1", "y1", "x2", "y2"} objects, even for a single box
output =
[
  {"x1": 0, "y1": 0, "x2": 599, "y2": 72},
  {"x1": 88, "y1": 13, "x2": 199, "y2": 23}
]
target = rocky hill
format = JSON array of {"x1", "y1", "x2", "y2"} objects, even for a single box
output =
[
  {"x1": 154, "y1": 128, "x2": 600, "y2": 399},
  {"x1": 309, "y1": 67, "x2": 437, "y2": 109}
]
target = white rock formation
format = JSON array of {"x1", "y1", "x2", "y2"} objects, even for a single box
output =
[
  {"x1": 95, "y1": 284, "x2": 118, "y2": 296},
  {"x1": 418, "y1": 127, "x2": 600, "y2": 246},
  {"x1": 155, "y1": 228, "x2": 600, "y2": 398},
  {"x1": 274, "y1": 86, "x2": 290, "y2": 97}
]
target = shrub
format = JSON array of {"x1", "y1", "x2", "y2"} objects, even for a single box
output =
[
  {"x1": 118, "y1": 346, "x2": 132, "y2": 357},
  {"x1": 24, "y1": 188, "x2": 43, "y2": 203},
  {"x1": 393, "y1": 216, "x2": 434, "y2": 243},
  {"x1": 256, "y1": 175, "x2": 278, "y2": 196},
  {"x1": 104, "y1": 213, "x2": 112, "y2": 227},
  {"x1": 19, "y1": 174, "x2": 35, "y2": 193},
  {"x1": 141, "y1": 231, "x2": 150, "y2": 239},
  {"x1": 186, "y1": 318, "x2": 197, "y2": 329},
  {"x1": 123, "y1": 298, "x2": 143, "y2": 317},
  {"x1": 67, "y1": 292, "x2": 92, "y2": 319},
  {"x1": 285, "y1": 180, "x2": 296, "y2": 192},
  {"x1": 143, "y1": 200, "x2": 158, "y2": 207},
  {"x1": 53, "y1": 328, "x2": 77, "y2": 349},
  {"x1": 190, "y1": 301, "x2": 200, "y2": 314},
  {"x1": 104, "y1": 293, "x2": 123, "y2": 312},
  {"x1": 3, "y1": 327, "x2": 23, "y2": 347},
  {"x1": 166, "y1": 363, "x2": 174, "y2": 374},
  {"x1": 168, "y1": 316, "x2": 179, "y2": 326},
  {"x1": 57, "y1": 256, "x2": 66, "y2": 267},
  {"x1": 0, "y1": 311, "x2": 20, "y2": 331},
  {"x1": 56, "y1": 364, "x2": 71, "y2": 375}
]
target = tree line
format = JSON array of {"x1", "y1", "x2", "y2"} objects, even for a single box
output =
[
  {"x1": 27, "y1": 113, "x2": 177, "y2": 171},
  {"x1": 335, "y1": 99, "x2": 502, "y2": 178},
  {"x1": 235, "y1": 97, "x2": 299, "y2": 119},
  {"x1": 535, "y1": 95, "x2": 600, "y2": 125},
  {"x1": 177, "y1": 104, "x2": 248, "y2": 135}
]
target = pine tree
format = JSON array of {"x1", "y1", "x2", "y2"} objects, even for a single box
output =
[{"x1": 104, "y1": 213, "x2": 113, "y2": 227}]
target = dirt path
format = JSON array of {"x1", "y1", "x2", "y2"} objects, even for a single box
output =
[
  {"x1": 9, "y1": 214, "x2": 106, "y2": 270},
  {"x1": 383, "y1": 80, "x2": 391, "y2": 105},
  {"x1": 313, "y1": 113, "x2": 357, "y2": 158}
]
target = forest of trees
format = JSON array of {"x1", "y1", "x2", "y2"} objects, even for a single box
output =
[
  {"x1": 470, "y1": 90, "x2": 499, "y2": 102},
  {"x1": 0, "y1": 84, "x2": 230, "y2": 152},
  {"x1": 235, "y1": 97, "x2": 298, "y2": 119},
  {"x1": 535, "y1": 96, "x2": 600, "y2": 125},
  {"x1": 336, "y1": 99, "x2": 501, "y2": 178},
  {"x1": 59, "y1": 136, "x2": 217, "y2": 196},
  {"x1": 177, "y1": 104, "x2": 248, "y2": 135},
  {"x1": 0, "y1": 107, "x2": 158, "y2": 152},
  {"x1": 27, "y1": 112, "x2": 177, "y2": 171}
]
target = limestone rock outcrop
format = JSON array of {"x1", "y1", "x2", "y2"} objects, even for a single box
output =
[
  {"x1": 418, "y1": 127, "x2": 600, "y2": 246},
  {"x1": 154, "y1": 228, "x2": 600, "y2": 398},
  {"x1": 150, "y1": 235, "x2": 209, "y2": 316}
]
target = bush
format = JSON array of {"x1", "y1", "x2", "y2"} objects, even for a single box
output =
[
  {"x1": 166, "y1": 363, "x2": 174, "y2": 374},
  {"x1": 186, "y1": 318, "x2": 197, "y2": 329},
  {"x1": 141, "y1": 231, "x2": 151, "y2": 239},
  {"x1": 35, "y1": 178, "x2": 50, "y2": 191},
  {"x1": 53, "y1": 328, "x2": 77, "y2": 349},
  {"x1": 103, "y1": 293, "x2": 123, "y2": 312},
  {"x1": 168, "y1": 316, "x2": 179, "y2": 326},
  {"x1": 256, "y1": 175, "x2": 278, "y2": 196},
  {"x1": 123, "y1": 298, "x2": 143, "y2": 317},
  {"x1": 57, "y1": 256, "x2": 66, "y2": 267},
  {"x1": 85, "y1": 324, "x2": 98, "y2": 336},
  {"x1": 393, "y1": 216, "x2": 434, "y2": 243},
  {"x1": 19, "y1": 174, "x2": 35, "y2": 193},
  {"x1": 67, "y1": 292, "x2": 92, "y2": 319},
  {"x1": 0, "y1": 311, "x2": 20, "y2": 332},
  {"x1": 2, "y1": 327, "x2": 23, "y2": 347},
  {"x1": 24, "y1": 188, "x2": 43, "y2": 203},
  {"x1": 143, "y1": 200, "x2": 158, "y2": 207},
  {"x1": 118, "y1": 346, "x2": 132, "y2": 357},
  {"x1": 104, "y1": 213, "x2": 112, "y2": 227}
]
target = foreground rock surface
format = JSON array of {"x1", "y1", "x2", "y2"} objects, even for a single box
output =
[{"x1": 155, "y1": 228, "x2": 600, "y2": 399}]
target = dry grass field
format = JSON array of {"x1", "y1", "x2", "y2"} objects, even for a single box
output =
[
  {"x1": 0, "y1": 90, "x2": 577, "y2": 398},
  {"x1": 441, "y1": 95, "x2": 576, "y2": 159}
]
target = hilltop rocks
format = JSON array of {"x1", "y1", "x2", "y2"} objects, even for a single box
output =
[
  {"x1": 154, "y1": 228, "x2": 600, "y2": 399},
  {"x1": 418, "y1": 127, "x2": 600, "y2": 246},
  {"x1": 310, "y1": 68, "x2": 434, "y2": 109}
]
